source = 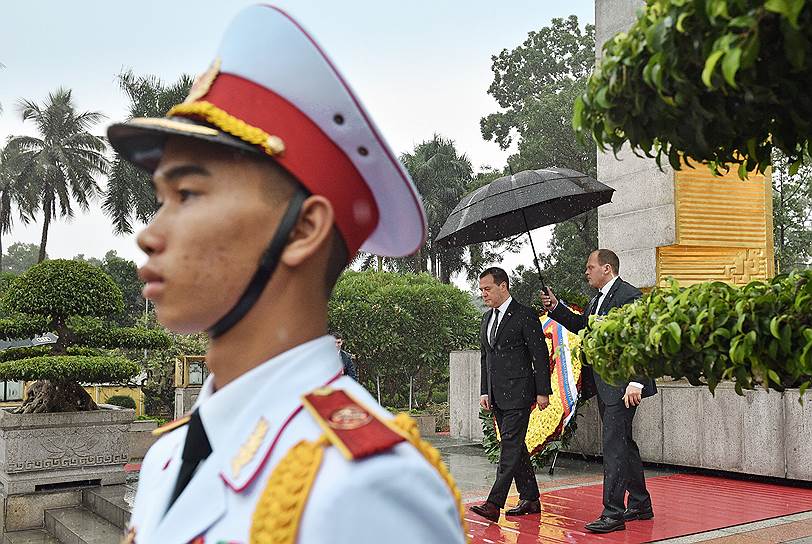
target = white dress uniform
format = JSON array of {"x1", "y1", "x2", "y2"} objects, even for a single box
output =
[
  {"x1": 129, "y1": 337, "x2": 465, "y2": 543},
  {"x1": 107, "y1": 5, "x2": 464, "y2": 542}
]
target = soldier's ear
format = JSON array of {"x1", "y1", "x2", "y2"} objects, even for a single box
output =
[{"x1": 280, "y1": 195, "x2": 334, "y2": 268}]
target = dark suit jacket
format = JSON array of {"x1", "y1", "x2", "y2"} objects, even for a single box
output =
[
  {"x1": 480, "y1": 299, "x2": 552, "y2": 410},
  {"x1": 548, "y1": 277, "x2": 657, "y2": 406},
  {"x1": 339, "y1": 350, "x2": 357, "y2": 380}
]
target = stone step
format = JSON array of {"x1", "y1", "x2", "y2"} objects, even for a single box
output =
[
  {"x1": 82, "y1": 485, "x2": 134, "y2": 529},
  {"x1": 44, "y1": 507, "x2": 122, "y2": 544},
  {"x1": 3, "y1": 530, "x2": 60, "y2": 544}
]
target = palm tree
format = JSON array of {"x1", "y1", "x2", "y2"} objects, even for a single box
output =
[
  {"x1": 0, "y1": 143, "x2": 37, "y2": 270},
  {"x1": 103, "y1": 70, "x2": 193, "y2": 234},
  {"x1": 9, "y1": 88, "x2": 109, "y2": 262},
  {"x1": 400, "y1": 134, "x2": 473, "y2": 283}
]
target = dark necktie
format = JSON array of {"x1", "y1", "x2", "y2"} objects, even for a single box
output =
[
  {"x1": 591, "y1": 293, "x2": 604, "y2": 315},
  {"x1": 168, "y1": 409, "x2": 212, "y2": 509},
  {"x1": 489, "y1": 308, "x2": 500, "y2": 347}
]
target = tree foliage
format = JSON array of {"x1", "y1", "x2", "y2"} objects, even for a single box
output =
[
  {"x1": 0, "y1": 144, "x2": 37, "y2": 270},
  {"x1": 72, "y1": 251, "x2": 147, "y2": 325},
  {"x1": 104, "y1": 70, "x2": 193, "y2": 234},
  {"x1": 574, "y1": 0, "x2": 812, "y2": 177},
  {"x1": 482, "y1": 16, "x2": 598, "y2": 301},
  {"x1": 142, "y1": 328, "x2": 207, "y2": 417},
  {"x1": 772, "y1": 151, "x2": 812, "y2": 272},
  {"x1": 0, "y1": 259, "x2": 169, "y2": 412},
  {"x1": 2, "y1": 242, "x2": 42, "y2": 275},
  {"x1": 8, "y1": 88, "x2": 108, "y2": 262},
  {"x1": 581, "y1": 271, "x2": 812, "y2": 396},
  {"x1": 399, "y1": 135, "x2": 474, "y2": 283},
  {"x1": 328, "y1": 271, "x2": 480, "y2": 407}
]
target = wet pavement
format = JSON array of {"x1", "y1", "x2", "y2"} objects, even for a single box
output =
[{"x1": 429, "y1": 435, "x2": 812, "y2": 543}]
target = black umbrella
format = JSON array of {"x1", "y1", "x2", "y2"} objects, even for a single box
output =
[{"x1": 436, "y1": 167, "x2": 614, "y2": 288}]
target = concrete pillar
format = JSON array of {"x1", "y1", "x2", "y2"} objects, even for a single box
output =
[
  {"x1": 595, "y1": 0, "x2": 774, "y2": 288},
  {"x1": 449, "y1": 351, "x2": 483, "y2": 441}
]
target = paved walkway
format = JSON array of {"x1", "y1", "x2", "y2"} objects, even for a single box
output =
[{"x1": 429, "y1": 435, "x2": 812, "y2": 543}]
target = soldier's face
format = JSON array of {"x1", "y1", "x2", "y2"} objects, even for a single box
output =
[{"x1": 137, "y1": 137, "x2": 291, "y2": 333}]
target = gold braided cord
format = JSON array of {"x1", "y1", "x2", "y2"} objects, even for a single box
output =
[
  {"x1": 250, "y1": 435, "x2": 328, "y2": 544},
  {"x1": 249, "y1": 415, "x2": 468, "y2": 544},
  {"x1": 167, "y1": 101, "x2": 285, "y2": 156},
  {"x1": 389, "y1": 413, "x2": 469, "y2": 541}
]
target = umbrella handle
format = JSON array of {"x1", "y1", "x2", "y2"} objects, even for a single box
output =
[{"x1": 521, "y1": 210, "x2": 548, "y2": 293}]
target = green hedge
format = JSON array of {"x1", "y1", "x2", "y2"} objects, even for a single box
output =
[
  {"x1": 581, "y1": 270, "x2": 812, "y2": 395},
  {"x1": 2, "y1": 260, "x2": 123, "y2": 319},
  {"x1": 106, "y1": 395, "x2": 136, "y2": 409},
  {"x1": 0, "y1": 356, "x2": 140, "y2": 383}
]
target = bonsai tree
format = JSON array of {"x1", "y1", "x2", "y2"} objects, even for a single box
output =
[{"x1": 0, "y1": 259, "x2": 170, "y2": 413}]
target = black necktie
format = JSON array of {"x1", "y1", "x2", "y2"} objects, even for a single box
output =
[
  {"x1": 591, "y1": 293, "x2": 603, "y2": 315},
  {"x1": 489, "y1": 308, "x2": 500, "y2": 347},
  {"x1": 168, "y1": 409, "x2": 212, "y2": 509}
]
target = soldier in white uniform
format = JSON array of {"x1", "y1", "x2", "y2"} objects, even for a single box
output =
[{"x1": 107, "y1": 5, "x2": 467, "y2": 544}]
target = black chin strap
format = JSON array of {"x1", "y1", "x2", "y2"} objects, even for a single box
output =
[{"x1": 208, "y1": 190, "x2": 308, "y2": 338}]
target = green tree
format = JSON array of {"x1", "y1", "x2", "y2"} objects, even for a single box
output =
[
  {"x1": 0, "y1": 259, "x2": 169, "y2": 413},
  {"x1": 104, "y1": 70, "x2": 193, "y2": 234},
  {"x1": 3, "y1": 242, "x2": 43, "y2": 274},
  {"x1": 329, "y1": 271, "x2": 479, "y2": 407},
  {"x1": 8, "y1": 88, "x2": 109, "y2": 262},
  {"x1": 400, "y1": 135, "x2": 474, "y2": 283},
  {"x1": 773, "y1": 152, "x2": 812, "y2": 272},
  {"x1": 0, "y1": 143, "x2": 37, "y2": 270},
  {"x1": 73, "y1": 250, "x2": 146, "y2": 325},
  {"x1": 482, "y1": 16, "x2": 598, "y2": 300}
]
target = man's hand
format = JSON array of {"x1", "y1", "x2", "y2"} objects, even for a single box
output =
[
  {"x1": 623, "y1": 384, "x2": 643, "y2": 408},
  {"x1": 534, "y1": 394, "x2": 550, "y2": 411},
  {"x1": 480, "y1": 394, "x2": 491, "y2": 411},
  {"x1": 540, "y1": 288, "x2": 558, "y2": 312}
]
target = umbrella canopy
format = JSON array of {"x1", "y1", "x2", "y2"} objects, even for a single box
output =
[{"x1": 436, "y1": 167, "x2": 614, "y2": 248}]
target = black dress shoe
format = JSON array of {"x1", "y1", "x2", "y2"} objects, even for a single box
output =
[
  {"x1": 585, "y1": 516, "x2": 626, "y2": 533},
  {"x1": 469, "y1": 501, "x2": 501, "y2": 523},
  {"x1": 623, "y1": 506, "x2": 654, "y2": 521},
  {"x1": 505, "y1": 499, "x2": 541, "y2": 516}
]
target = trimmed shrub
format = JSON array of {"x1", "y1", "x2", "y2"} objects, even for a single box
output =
[
  {"x1": 106, "y1": 395, "x2": 137, "y2": 409},
  {"x1": 580, "y1": 270, "x2": 812, "y2": 396}
]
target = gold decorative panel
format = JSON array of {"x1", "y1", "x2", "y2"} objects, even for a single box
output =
[
  {"x1": 657, "y1": 167, "x2": 775, "y2": 286},
  {"x1": 674, "y1": 169, "x2": 771, "y2": 248},
  {"x1": 657, "y1": 246, "x2": 772, "y2": 286}
]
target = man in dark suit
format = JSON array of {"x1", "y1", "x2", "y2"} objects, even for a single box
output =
[
  {"x1": 541, "y1": 249, "x2": 656, "y2": 534},
  {"x1": 469, "y1": 267, "x2": 552, "y2": 523}
]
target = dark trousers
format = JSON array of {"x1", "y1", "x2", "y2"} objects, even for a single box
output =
[
  {"x1": 598, "y1": 399, "x2": 651, "y2": 519},
  {"x1": 487, "y1": 403, "x2": 539, "y2": 508}
]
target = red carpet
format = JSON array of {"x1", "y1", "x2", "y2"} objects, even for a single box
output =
[{"x1": 465, "y1": 474, "x2": 812, "y2": 543}]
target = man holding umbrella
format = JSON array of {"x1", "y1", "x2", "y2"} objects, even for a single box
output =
[{"x1": 541, "y1": 249, "x2": 656, "y2": 534}]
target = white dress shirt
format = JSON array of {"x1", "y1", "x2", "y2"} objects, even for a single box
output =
[
  {"x1": 488, "y1": 296, "x2": 513, "y2": 341},
  {"x1": 597, "y1": 277, "x2": 644, "y2": 392}
]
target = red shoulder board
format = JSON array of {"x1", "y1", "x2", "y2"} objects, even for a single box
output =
[{"x1": 302, "y1": 387, "x2": 405, "y2": 461}]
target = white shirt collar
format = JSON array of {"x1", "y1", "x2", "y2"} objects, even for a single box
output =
[
  {"x1": 600, "y1": 275, "x2": 619, "y2": 297},
  {"x1": 495, "y1": 296, "x2": 512, "y2": 315},
  {"x1": 194, "y1": 335, "x2": 342, "y2": 454}
]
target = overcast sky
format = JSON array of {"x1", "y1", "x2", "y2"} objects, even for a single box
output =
[{"x1": 0, "y1": 0, "x2": 594, "y2": 290}]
